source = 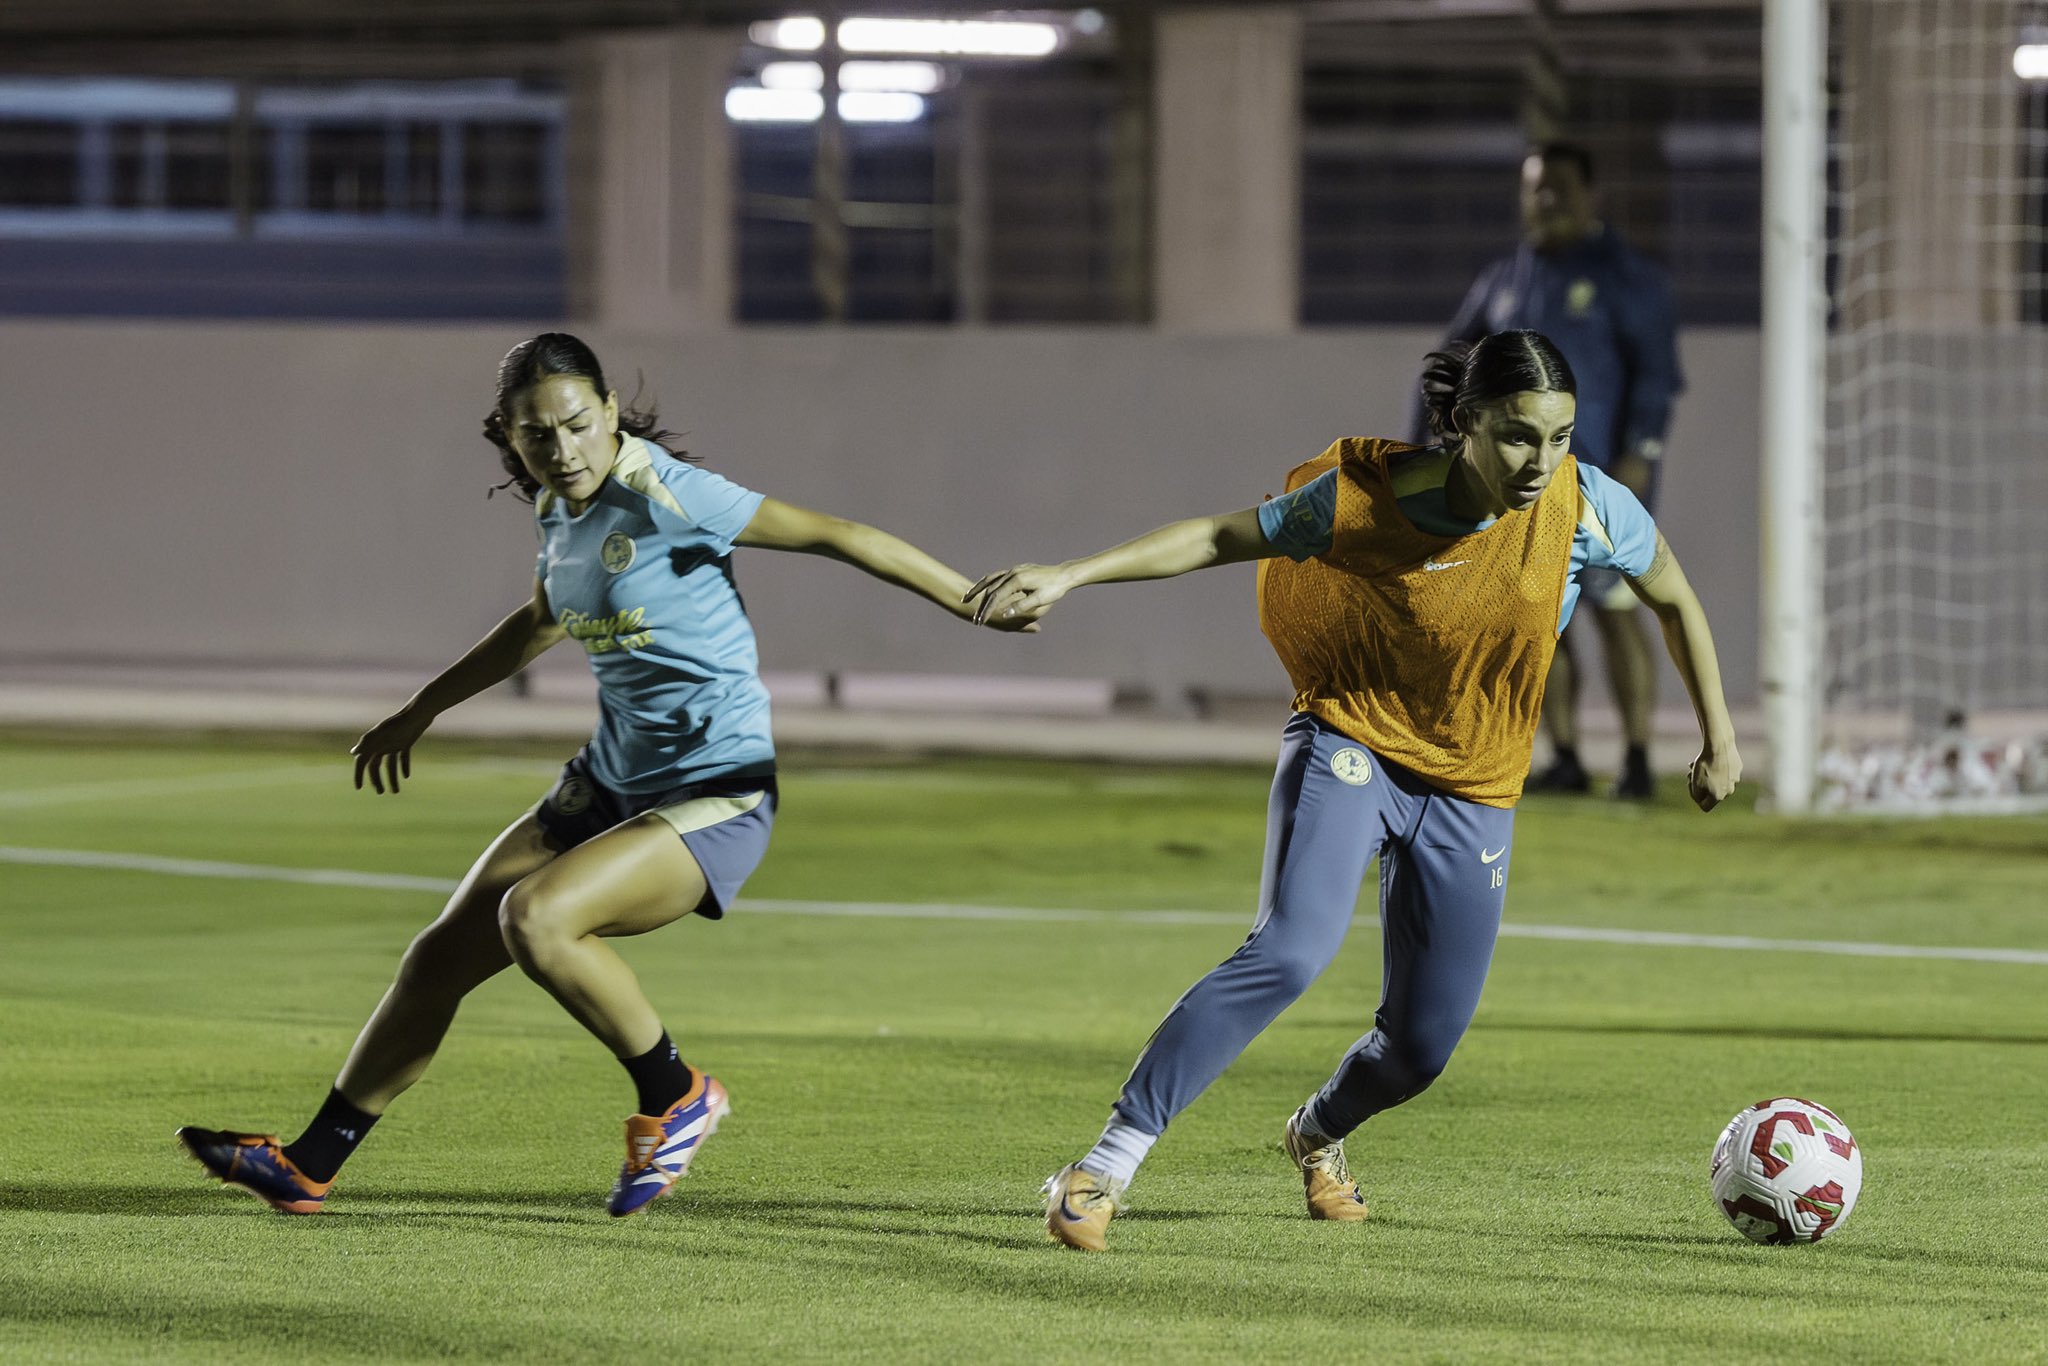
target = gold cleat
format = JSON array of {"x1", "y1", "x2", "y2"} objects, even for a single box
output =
[
  {"x1": 1282, "y1": 1108, "x2": 1369, "y2": 1221},
  {"x1": 1042, "y1": 1163, "x2": 1127, "y2": 1251}
]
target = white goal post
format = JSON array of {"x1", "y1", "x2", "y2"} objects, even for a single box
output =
[
  {"x1": 1760, "y1": 0, "x2": 1828, "y2": 814},
  {"x1": 1764, "y1": 0, "x2": 2048, "y2": 814}
]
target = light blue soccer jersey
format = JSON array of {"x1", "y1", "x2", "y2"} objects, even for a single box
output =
[
  {"x1": 1256, "y1": 457, "x2": 1658, "y2": 633},
  {"x1": 535, "y1": 436, "x2": 773, "y2": 794}
]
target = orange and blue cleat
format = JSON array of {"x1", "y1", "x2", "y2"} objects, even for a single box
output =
[
  {"x1": 176, "y1": 1127, "x2": 333, "y2": 1214},
  {"x1": 607, "y1": 1074, "x2": 730, "y2": 1217}
]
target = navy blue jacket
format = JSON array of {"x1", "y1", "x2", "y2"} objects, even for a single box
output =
[{"x1": 1436, "y1": 226, "x2": 1683, "y2": 471}]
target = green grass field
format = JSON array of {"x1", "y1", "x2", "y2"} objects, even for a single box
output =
[{"x1": 3, "y1": 730, "x2": 2046, "y2": 1363}]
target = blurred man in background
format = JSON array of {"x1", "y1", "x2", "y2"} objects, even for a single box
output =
[{"x1": 1436, "y1": 142, "x2": 1683, "y2": 798}]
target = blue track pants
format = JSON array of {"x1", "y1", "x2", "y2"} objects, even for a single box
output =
[{"x1": 1113, "y1": 712, "x2": 1517, "y2": 1139}]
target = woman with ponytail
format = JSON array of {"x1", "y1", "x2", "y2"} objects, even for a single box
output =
[
  {"x1": 178, "y1": 333, "x2": 1030, "y2": 1218},
  {"x1": 967, "y1": 329, "x2": 1741, "y2": 1251}
]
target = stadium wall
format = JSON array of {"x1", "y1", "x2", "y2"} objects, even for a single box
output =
[{"x1": 0, "y1": 322, "x2": 1760, "y2": 706}]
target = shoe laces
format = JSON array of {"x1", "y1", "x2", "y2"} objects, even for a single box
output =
[
  {"x1": 1302, "y1": 1138, "x2": 1355, "y2": 1189},
  {"x1": 625, "y1": 1125, "x2": 662, "y2": 1171}
]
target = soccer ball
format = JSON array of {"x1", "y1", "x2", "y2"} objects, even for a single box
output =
[{"x1": 1709, "y1": 1098, "x2": 1863, "y2": 1244}]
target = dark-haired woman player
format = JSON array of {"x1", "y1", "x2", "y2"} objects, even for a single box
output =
[
  {"x1": 180, "y1": 333, "x2": 1028, "y2": 1216},
  {"x1": 967, "y1": 330, "x2": 1740, "y2": 1251}
]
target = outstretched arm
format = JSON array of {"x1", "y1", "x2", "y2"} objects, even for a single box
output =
[
  {"x1": 736, "y1": 496, "x2": 1032, "y2": 631},
  {"x1": 351, "y1": 577, "x2": 566, "y2": 793},
  {"x1": 1626, "y1": 535, "x2": 1741, "y2": 811},
  {"x1": 965, "y1": 506, "x2": 1272, "y2": 626}
]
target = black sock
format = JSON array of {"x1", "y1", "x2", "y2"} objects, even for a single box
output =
[
  {"x1": 1552, "y1": 744, "x2": 1583, "y2": 770},
  {"x1": 281, "y1": 1088, "x2": 380, "y2": 1185},
  {"x1": 1624, "y1": 743, "x2": 1650, "y2": 772},
  {"x1": 622, "y1": 1032, "x2": 697, "y2": 1116}
]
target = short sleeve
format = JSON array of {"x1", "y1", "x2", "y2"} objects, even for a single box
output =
[
  {"x1": 1574, "y1": 463, "x2": 1658, "y2": 578},
  {"x1": 1257, "y1": 468, "x2": 1338, "y2": 562},
  {"x1": 657, "y1": 462, "x2": 767, "y2": 554}
]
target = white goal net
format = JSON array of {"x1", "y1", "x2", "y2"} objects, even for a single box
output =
[{"x1": 1814, "y1": 0, "x2": 2048, "y2": 811}]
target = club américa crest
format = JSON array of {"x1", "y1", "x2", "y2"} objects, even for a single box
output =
[
  {"x1": 1330, "y1": 748, "x2": 1372, "y2": 786},
  {"x1": 553, "y1": 776, "x2": 593, "y2": 815}
]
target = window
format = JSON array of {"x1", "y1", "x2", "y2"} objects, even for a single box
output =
[
  {"x1": 462, "y1": 122, "x2": 549, "y2": 223},
  {"x1": 0, "y1": 119, "x2": 79, "y2": 206},
  {"x1": 731, "y1": 60, "x2": 1134, "y2": 323},
  {"x1": 0, "y1": 78, "x2": 565, "y2": 320},
  {"x1": 306, "y1": 123, "x2": 386, "y2": 213}
]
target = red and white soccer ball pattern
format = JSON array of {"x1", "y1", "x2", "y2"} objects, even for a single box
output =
[{"x1": 1709, "y1": 1098, "x2": 1863, "y2": 1244}]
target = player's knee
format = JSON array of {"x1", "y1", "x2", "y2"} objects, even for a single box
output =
[
  {"x1": 396, "y1": 914, "x2": 498, "y2": 1000},
  {"x1": 1273, "y1": 951, "x2": 1327, "y2": 999},
  {"x1": 1245, "y1": 933, "x2": 1336, "y2": 999},
  {"x1": 498, "y1": 879, "x2": 567, "y2": 962}
]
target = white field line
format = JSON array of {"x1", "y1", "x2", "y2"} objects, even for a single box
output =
[
  {"x1": 0, "y1": 765, "x2": 341, "y2": 811},
  {"x1": 453, "y1": 763, "x2": 1222, "y2": 798},
  {"x1": 792, "y1": 769, "x2": 1221, "y2": 796},
  {"x1": 452, "y1": 760, "x2": 1137, "y2": 793},
  {"x1": 0, "y1": 844, "x2": 454, "y2": 893},
  {"x1": 10, "y1": 756, "x2": 1225, "y2": 801},
  {"x1": 4, "y1": 844, "x2": 2048, "y2": 967}
]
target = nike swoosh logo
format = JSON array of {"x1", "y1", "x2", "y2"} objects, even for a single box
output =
[
  {"x1": 1480, "y1": 847, "x2": 1506, "y2": 864},
  {"x1": 1057, "y1": 1197, "x2": 1090, "y2": 1224},
  {"x1": 1423, "y1": 560, "x2": 1469, "y2": 571}
]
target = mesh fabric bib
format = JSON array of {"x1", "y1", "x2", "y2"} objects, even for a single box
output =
[{"x1": 1256, "y1": 438, "x2": 1579, "y2": 807}]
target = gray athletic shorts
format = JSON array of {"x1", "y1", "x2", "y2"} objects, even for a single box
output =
[{"x1": 534, "y1": 750, "x2": 776, "y2": 919}]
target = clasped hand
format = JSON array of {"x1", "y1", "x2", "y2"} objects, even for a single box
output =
[{"x1": 964, "y1": 564, "x2": 1071, "y2": 628}]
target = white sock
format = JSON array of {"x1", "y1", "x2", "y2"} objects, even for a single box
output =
[
  {"x1": 1078, "y1": 1117, "x2": 1157, "y2": 1186},
  {"x1": 1298, "y1": 1099, "x2": 1340, "y2": 1147}
]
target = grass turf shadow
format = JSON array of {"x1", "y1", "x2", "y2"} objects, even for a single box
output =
[
  {"x1": 0, "y1": 1183, "x2": 253, "y2": 1218},
  {"x1": 1, "y1": 1179, "x2": 1234, "y2": 1249}
]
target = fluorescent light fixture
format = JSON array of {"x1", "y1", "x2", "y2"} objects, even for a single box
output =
[
  {"x1": 2017, "y1": 45, "x2": 2048, "y2": 79},
  {"x1": 725, "y1": 87, "x2": 823, "y2": 121},
  {"x1": 838, "y1": 91, "x2": 925, "y2": 122},
  {"x1": 839, "y1": 18, "x2": 1059, "y2": 56},
  {"x1": 751, "y1": 17, "x2": 826, "y2": 51},
  {"x1": 753, "y1": 14, "x2": 1060, "y2": 57},
  {"x1": 845, "y1": 61, "x2": 944, "y2": 93},
  {"x1": 758, "y1": 60, "x2": 944, "y2": 94},
  {"x1": 724, "y1": 86, "x2": 926, "y2": 123},
  {"x1": 758, "y1": 61, "x2": 822, "y2": 90}
]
